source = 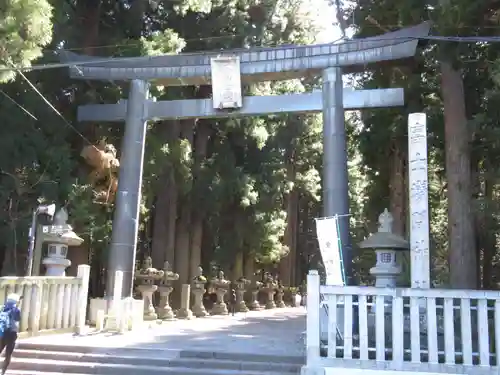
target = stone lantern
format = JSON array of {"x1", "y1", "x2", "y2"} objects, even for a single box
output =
[
  {"x1": 42, "y1": 208, "x2": 84, "y2": 276},
  {"x1": 210, "y1": 270, "x2": 230, "y2": 315},
  {"x1": 191, "y1": 266, "x2": 209, "y2": 317},
  {"x1": 249, "y1": 279, "x2": 263, "y2": 310},
  {"x1": 275, "y1": 280, "x2": 286, "y2": 308},
  {"x1": 156, "y1": 261, "x2": 179, "y2": 321},
  {"x1": 359, "y1": 208, "x2": 409, "y2": 288},
  {"x1": 262, "y1": 273, "x2": 277, "y2": 309},
  {"x1": 134, "y1": 257, "x2": 164, "y2": 321},
  {"x1": 233, "y1": 276, "x2": 250, "y2": 313}
]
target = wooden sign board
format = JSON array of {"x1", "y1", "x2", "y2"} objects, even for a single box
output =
[{"x1": 210, "y1": 56, "x2": 243, "y2": 110}]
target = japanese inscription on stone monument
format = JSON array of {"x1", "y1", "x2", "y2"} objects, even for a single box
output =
[{"x1": 408, "y1": 112, "x2": 430, "y2": 289}]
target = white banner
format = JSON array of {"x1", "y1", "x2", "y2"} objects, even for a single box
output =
[
  {"x1": 315, "y1": 216, "x2": 344, "y2": 286},
  {"x1": 408, "y1": 112, "x2": 430, "y2": 289}
]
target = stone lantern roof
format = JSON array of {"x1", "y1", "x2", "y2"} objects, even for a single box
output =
[
  {"x1": 43, "y1": 208, "x2": 84, "y2": 246},
  {"x1": 359, "y1": 208, "x2": 409, "y2": 251}
]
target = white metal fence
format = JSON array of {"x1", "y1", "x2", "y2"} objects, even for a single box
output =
[
  {"x1": 304, "y1": 270, "x2": 500, "y2": 375},
  {"x1": 0, "y1": 264, "x2": 90, "y2": 336}
]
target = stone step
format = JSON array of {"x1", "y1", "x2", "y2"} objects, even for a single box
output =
[
  {"x1": 16, "y1": 343, "x2": 304, "y2": 365},
  {"x1": 17, "y1": 343, "x2": 96, "y2": 353},
  {"x1": 178, "y1": 350, "x2": 304, "y2": 365},
  {"x1": 13, "y1": 349, "x2": 301, "y2": 373},
  {"x1": 6, "y1": 371, "x2": 93, "y2": 375},
  {"x1": 7, "y1": 357, "x2": 296, "y2": 375}
]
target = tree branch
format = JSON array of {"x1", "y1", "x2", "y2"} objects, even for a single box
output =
[{"x1": 333, "y1": 0, "x2": 348, "y2": 39}]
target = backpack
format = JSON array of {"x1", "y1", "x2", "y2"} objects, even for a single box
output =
[{"x1": 0, "y1": 307, "x2": 13, "y2": 338}]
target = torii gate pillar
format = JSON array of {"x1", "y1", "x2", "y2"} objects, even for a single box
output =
[
  {"x1": 108, "y1": 80, "x2": 149, "y2": 296},
  {"x1": 322, "y1": 67, "x2": 352, "y2": 278}
]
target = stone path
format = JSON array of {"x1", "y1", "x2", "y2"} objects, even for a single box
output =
[{"x1": 20, "y1": 307, "x2": 306, "y2": 358}]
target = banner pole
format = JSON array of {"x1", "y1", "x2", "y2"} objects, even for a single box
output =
[{"x1": 334, "y1": 215, "x2": 346, "y2": 286}]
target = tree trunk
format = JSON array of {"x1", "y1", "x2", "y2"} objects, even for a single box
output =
[
  {"x1": 200, "y1": 219, "x2": 214, "y2": 271},
  {"x1": 232, "y1": 251, "x2": 244, "y2": 280},
  {"x1": 441, "y1": 60, "x2": 477, "y2": 289},
  {"x1": 129, "y1": 0, "x2": 146, "y2": 38},
  {"x1": 289, "y1": 190, "x2": 299, "y2": 286},
  {"x1": 296, "y1": 195, "x2": 310, "y2": 285},
  {"x1": 389, "y1": 141, "x2": 406, "y2": 236},
  {"x1": 244, "y1": 253, "x2": 255, "y2": 280},
  {"x1": 74, "y1": 0, "x2": 101, "y2": 283},
  {"x1": 188, "y1": 218, "x2": 203, "y2": 280},
  {"x1": 151, "y1": 121, "x2": 180, "y2": 269},
  {"x1": 175, "y1": 210, "x2": 192, "y2": 282},
  {"x1": 175, "y1": 121, "x2": 194, "y2": 284},
  {"x1": 279, "y1": 192, "x2": 294, "y2": 285},
  {"x1": 189, "y1": 121, "x2": 211, "y2": 280},
  {"x1": 279, "y1": 150, "x2": 299, "y2": 286},
  {"x1": 77, "y1": 0, "x2": 101, "y2": 55}
]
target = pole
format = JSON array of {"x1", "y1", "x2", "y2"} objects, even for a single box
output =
[
  {"x1": 106, "y1": 79, "x2": 149, "y2": 297},
  {"x1": 321, "y1": 67, "x2": 352, "y2": 284},
  {"x1": 32, "y1": 225, "x2": 44, "y2": 276},
  {"x1": 25, "y1": 209, "x2": 38, "y2": 276}
]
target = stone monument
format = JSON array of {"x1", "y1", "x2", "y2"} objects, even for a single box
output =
[
  {"x1": 408, "y1": 113, "x2": 431, "y2": 289},
  {"x1": 176, "y1": 283, "x2": 193, "y2": 319}
]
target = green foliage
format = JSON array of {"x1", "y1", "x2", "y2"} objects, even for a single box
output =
[
  {"x1": 66, "y1": 184, "x2": 113, "y2": 262},
  {"x1": 345, "y1": 0, "x2": 500, "y2": 288},
  {"x1": 0, "y1": 0, "x2": 53, "y2": 82}
]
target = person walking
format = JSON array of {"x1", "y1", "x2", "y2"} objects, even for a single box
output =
[
  {"x1": 0, "y1": 293, "x2": 21, "y2": 375},
  {"x1": 229, "y1": 289, "x2": 237, "y2": 316}
]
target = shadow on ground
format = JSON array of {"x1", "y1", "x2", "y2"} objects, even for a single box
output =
[{"x1": 20, "y1": 308, "x2": 306, "y2": 359}]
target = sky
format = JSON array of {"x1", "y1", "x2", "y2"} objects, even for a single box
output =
[
  {"x1": 313, "y1": 0, "x2": 342, "y2": 43},
  {"x1": 307, "y1": 0, "x2": 357, "y2": 89}
]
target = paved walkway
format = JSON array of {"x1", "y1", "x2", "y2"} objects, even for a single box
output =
[{"x1": 20, "y1": 307, "x2": 306, "y2": 358}]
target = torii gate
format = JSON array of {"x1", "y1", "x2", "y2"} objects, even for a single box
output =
[{"x1": 62, "y1": 22, "x2": 431, "y2": 296}]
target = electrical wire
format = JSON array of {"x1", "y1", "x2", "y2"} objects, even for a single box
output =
[
  {"x1": 2, "y1": 29, "x2": 495, "y2": 148},
  {"x1": 52, "y1": 32, "x2": 250, "y2": 52},
  {"x1": 2, "y1": 33, "x2": 500, "y2": 75},
  {"x1": 45, "y1": 24, "x2": 500, "y2": 55},
  {"x1": 15, "y1": 69, "x2": 93, "y2": 145},
  {"x1": 0, "y1": 33, "x2": 340, "y2": 147},
  {"x1": 0, "y1": 90, "x2": 37, "y2": 120}
]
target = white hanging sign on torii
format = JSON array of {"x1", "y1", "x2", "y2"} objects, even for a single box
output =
[{"x1": 210, "y1": 56, "x2": 243, "y2": 110}]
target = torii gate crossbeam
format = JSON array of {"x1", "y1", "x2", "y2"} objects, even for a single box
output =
[
  {"x1": 76, "y1": 88, "x2": 404, "y2": 122},
  {"x1": 62, "y1": 22, "x2": 431, "y2": 296}
]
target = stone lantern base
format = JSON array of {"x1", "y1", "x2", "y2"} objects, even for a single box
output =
[
  {"x1": 89, "y1": 298, "x2": 144, "y2": 328},
  {"x1": 42, "y1": 258, "x2": 71, "y2": 277}
]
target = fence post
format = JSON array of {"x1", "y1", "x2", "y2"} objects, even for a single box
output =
[
  {"x1": 113, "y1": 270, "x2": 124, "y2": 332},
  {"x1": 307, "y1": 270, "x2": 321, "y2": 364},
  {"x1": 75, "y1": 264, "x2": 91, "y2": 335},
  {"x1": 29, "y1": 281, "x2": 43, "y2": 335}
]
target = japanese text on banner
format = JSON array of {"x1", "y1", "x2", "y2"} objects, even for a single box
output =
[{"x1": 315, "y1": 217, "x2": 344, "y2": 286}]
